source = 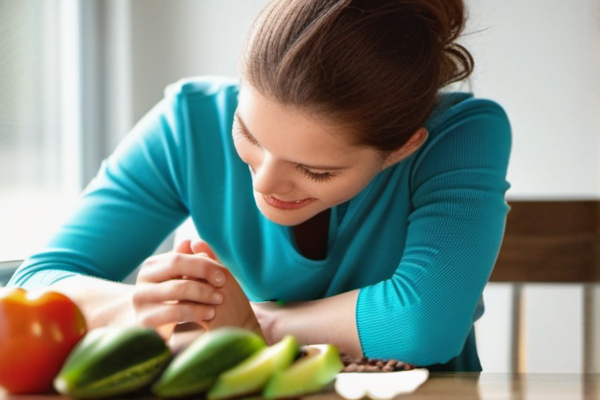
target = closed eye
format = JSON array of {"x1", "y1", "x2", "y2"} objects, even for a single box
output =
[
  {"x1": 233, "y1": 112, "x2": 346, "y2": 182},
  {"x1": 234, "y1": 118, "x2": 261, "y2": 147},
  {"x1": 296, "y1": 165, "x2": 336, "y2": 182}
]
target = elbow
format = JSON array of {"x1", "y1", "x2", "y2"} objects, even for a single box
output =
[
  {"x1": 369, "y1": 317, "x2": 471, "y2": 367},
  {"x1": 357, "y1": 287, "x2": 476, "y2": 367},
  {"x1": 400, "y1": 317, "x2": 473, "y2": 366},
  {"x1": 407, "y1": 328, "x2": 468, "y2": 367}
]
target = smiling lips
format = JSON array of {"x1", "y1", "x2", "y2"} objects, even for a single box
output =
[{"x1": 263, "y1": 194, "x2": 314, "y2": 210}]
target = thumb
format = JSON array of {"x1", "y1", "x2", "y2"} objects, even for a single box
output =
[
  {"x1": 174, "y1": 239, "x2": 194, "y2": 254},
  {"x1": 191, "y1": 240, "x2": 219, "y2": 262}
]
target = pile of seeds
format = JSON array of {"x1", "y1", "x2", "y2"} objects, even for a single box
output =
[{"x1": 340, "y1": 354, "x2": 416, "y2": 373}]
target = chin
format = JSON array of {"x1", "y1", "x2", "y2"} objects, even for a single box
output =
[
  {"x1": 256, "y1": 204, "x2": 311, "y2": 226},
  {"x1": 254, "y1": 195, "x2": 319, "y2": 226}
]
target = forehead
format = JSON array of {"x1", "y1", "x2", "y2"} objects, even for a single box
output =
[{"x1": 236, "y1": 85, "x2": 367, "y2": 161}]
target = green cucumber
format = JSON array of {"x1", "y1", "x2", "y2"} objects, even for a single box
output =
[
  {"x1": 152, "y1": 327, "x2": 266, "y2": 398},
  {"x1": 53, "y1": 326, "x2": 171, "y2": 399}
]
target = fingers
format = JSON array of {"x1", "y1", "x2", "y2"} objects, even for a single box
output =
[
  {"x1": 137, "y1": 252, "x2": 226, "y2": 288},
  {"x1": 203, "y1": 269, "x2": 263, "y2": 337},
  {"x1": 134, "y1": 279, "x2": 224, "y2": 306},
  {"x1": 174, "y1": 239, "x2": 194, "y2": 254},
  {"x1": 136, "y1": 301, "x2": 217, "y2": 329},
  {"x1": 191, "y1": 241, "x2": 219, "y2": 261},
  {"x1": 134, "y1": 242, "x2": 228, "y2": 338}
]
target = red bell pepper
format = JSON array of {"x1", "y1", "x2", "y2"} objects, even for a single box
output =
[{"x1": 0, "y1": 287, "x2": 87, "y2": 394}]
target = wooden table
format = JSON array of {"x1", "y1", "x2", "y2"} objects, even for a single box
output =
[
  {"x1": 391, "y1": 373, "x2": 600, "y2": 399},
  {"x1": 2, "y1": 373, "x2": 600, "y2": 400}
]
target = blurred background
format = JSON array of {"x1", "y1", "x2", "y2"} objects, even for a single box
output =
[{"x1": 1, "y1": 0, "x2": 599, "y2": 376}]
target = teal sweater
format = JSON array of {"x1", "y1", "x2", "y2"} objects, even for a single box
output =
[{"x1": 9, "y1": 76, "x2": 511, "y2": 371}]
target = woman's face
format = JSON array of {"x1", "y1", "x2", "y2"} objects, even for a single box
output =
[{"x1": 233, "y1": 84, "x2": 387, "y2": 226}]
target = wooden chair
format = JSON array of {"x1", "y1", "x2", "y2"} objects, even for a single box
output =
[{"x1": 480, "y1": 200, "x2": 600, "y2": 373}]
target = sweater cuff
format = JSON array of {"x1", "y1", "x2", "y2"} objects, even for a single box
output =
[{"x1": 8, "y1": 269, "x2": 79, "y2": 290}]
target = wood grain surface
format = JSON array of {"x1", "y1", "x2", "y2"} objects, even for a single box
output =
[
  {"x1": 2, "y1": 373, "x2": 600, "y2": 400},
  {"x1": 491, "y1": 200, "x2": 600, "y2": 283}
]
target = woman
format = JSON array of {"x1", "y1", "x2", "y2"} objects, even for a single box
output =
[{"x1": 9, "y1": 0, "x2": 511, "y2": 372}]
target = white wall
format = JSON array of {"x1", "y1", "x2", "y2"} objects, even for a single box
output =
[
  {"x1": 129, "y1": 0, "x2": 269, "y2": 127},
  {"x1": 462, "y1": 0, "x2": 600, "y2": 199}
]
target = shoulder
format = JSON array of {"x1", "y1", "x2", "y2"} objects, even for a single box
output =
[
  {"x1": 424, "y1": 92, "x2": 510, "y2": 139},
  {"x1": 414, "y1": 93, "x2": 511, "y2": 163},
  {"x1": 157, "y1": 76, "x2": 240, "y2": 135},
  {"x1": 407, "y1": 93, "x2": 512, "y2": 184},
  {"x1": 425, "y1": 92, "x2": 510, "y2": 144},
  {"x1": 161, "y1": 76, "x2": 240, "y2": 119},
  {"x1": 165, "y1": 75, "x2": 240, "y2": 99}
]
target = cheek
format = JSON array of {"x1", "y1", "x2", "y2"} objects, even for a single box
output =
[{"x1": 324, "y1": 171, "x2": 378, "y2": 204}]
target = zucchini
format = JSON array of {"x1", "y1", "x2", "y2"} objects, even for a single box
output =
[
  {"x1": 53, "y1": 326, "x2": 171, "y2": 399},
  {"x1": 152, "y1": 327, "x2": 266, "y2": 398}
]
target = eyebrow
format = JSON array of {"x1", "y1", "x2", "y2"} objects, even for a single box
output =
[{"x1": 234, "y1": 113, "x2": 350, "y2": 171}]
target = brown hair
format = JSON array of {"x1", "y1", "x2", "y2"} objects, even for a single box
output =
[{"x1": 240, "y1": 0, "x2": 474, "y2": 153}]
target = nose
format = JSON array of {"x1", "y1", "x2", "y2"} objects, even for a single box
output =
[{"x1": 251, "y1": 155, "x2": 293, "y2": 195}]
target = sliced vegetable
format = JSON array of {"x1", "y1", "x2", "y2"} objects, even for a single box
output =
[
  {"x1": 208, "y1": 335, "x2": 299, "y2": 400},
  {"x1": 263, "y1": 344, "x2": 344, "y2": 399}
]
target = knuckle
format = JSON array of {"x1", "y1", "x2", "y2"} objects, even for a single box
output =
[
  {"x1": 170, "y1": 252, "x2": 186, "y2": 265},
  {"x1": 138, "y1": 256, "x2": 164, "y2": 282},
  {"x1": 131, "y1": 288, "x2": 146, "y2": 308},
  {"x1": 135, "y1": 273, "x2": 147, "y2": 283},
  {"x1": 136, "y1": 311, "x2": 153, "y2": 327},
  {"x1": 142, "y1": 254, "x2": 160, "y2": 268},
  {"x1": 136, "y1": 268, "x2": 151, "y2": 282}
]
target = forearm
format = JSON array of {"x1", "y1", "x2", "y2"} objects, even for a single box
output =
[
  {"x1": 253, "y1": 289, "x2": 363, "y2": 358},
  {"x1": 50, "y1": 275, "x2": 136, "y2": 329}
]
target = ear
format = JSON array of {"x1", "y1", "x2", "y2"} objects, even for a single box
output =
[{"x1": 381, "y1": 128, "x2": 429, "y2": 170}]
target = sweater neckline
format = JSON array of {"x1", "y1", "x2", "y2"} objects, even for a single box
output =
[{"x1": 275, "y1": 180, "x2": 375, "y2": 265}]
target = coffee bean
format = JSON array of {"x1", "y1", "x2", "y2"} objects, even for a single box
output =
[
  {"x1": 345, "y1": 363, "x2": 358, "y2": 372},
  {"x1": 340, "y1": 354, "x2": 416, "y2": 373}
]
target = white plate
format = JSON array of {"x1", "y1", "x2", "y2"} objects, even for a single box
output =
[{"x1": 335, "y1": 368, "x2": 429, "y2": 399}]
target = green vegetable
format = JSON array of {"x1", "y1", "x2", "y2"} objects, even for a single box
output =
[
  {"x1": 208, "y1": 335, "x2": 299, "y2": 400},
  {"x1": 263, "y1": 344, "x2": 344, "y2": 399},
  {"x1": 152, "y1": 327, "x2": 266, "y2": 398},
  {"x1": 53, "y1": 326, "x2": 171, "y2": 399}
]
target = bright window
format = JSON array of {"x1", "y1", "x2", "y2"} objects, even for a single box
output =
[{"x1": 0, "y1": 0, "x2": 81, "y2": 261}]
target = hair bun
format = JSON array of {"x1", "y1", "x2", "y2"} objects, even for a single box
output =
[
  {"x1": 408, "y1": 0, "x2": 474, "y2": 86},
  {"x1": 347, "y1": 0, "x2": 474, "y2": 87}
]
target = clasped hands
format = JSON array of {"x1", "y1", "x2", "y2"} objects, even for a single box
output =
[{"x1": 133, "y1": 239, "x2": 266, "y2": 350}]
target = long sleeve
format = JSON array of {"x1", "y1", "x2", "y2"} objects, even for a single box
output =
[
  {"x1": 8, "y1": 85, "x2": 191, "y2": 289},
  {"x1": 355, "y1": 99, "x2": 511, "y2": 366}
]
